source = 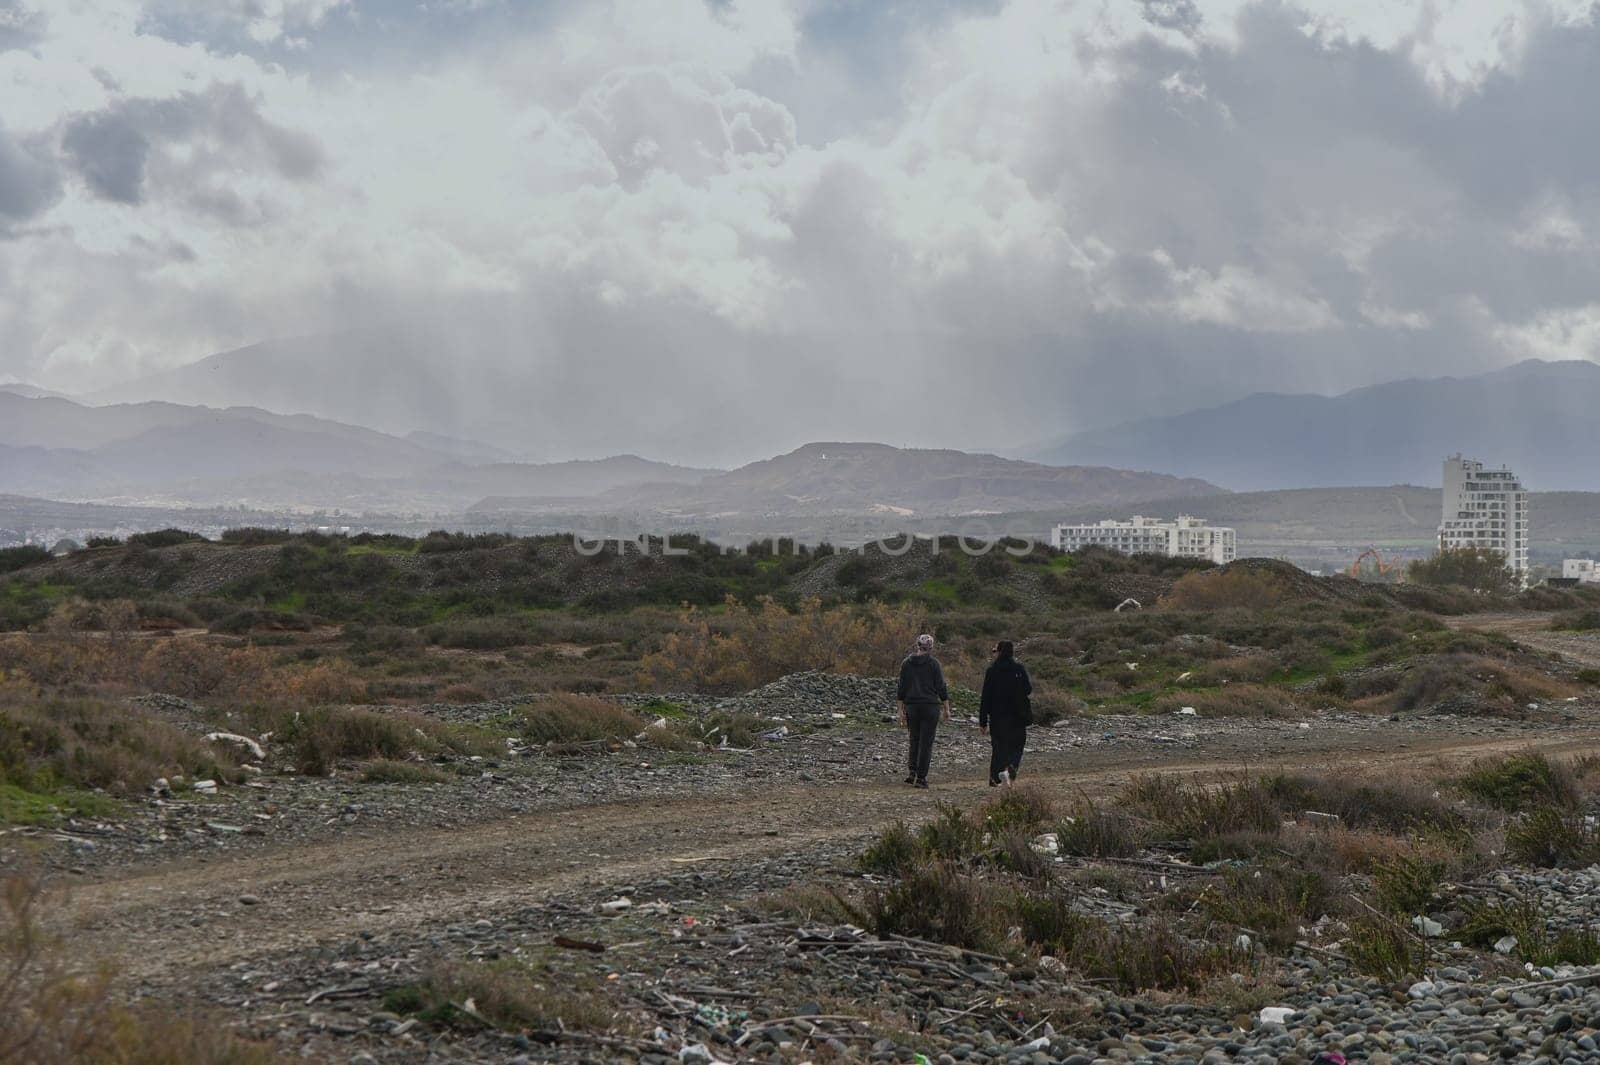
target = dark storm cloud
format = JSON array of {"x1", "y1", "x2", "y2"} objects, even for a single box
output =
[
  {"x1": 0, "y1": 126, "x2": 60, "y2": 228},
  {"x1": 61, "y1": 83, "x2": 324, "y2": 213},
  {"x1": 1139, "y1": 0, "x2": 1202, "y2": 34},
  {"x1": 0, "y1": 0, "x2": 43, "y2": 52}
]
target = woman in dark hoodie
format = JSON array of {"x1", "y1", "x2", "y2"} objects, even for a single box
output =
[
  {"x1": 897, "y1": 633, "x2": 950, "y2": 788},
  {"x1": 979, "y1": 640, "x2": 1032, "y2": 786}
]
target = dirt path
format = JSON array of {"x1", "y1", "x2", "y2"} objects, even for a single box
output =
[
  {"x1": 60, "y1": 729, "x2": 1599, "y2": 985},
  {"x1": 1446, "y1": 611, "x2": 1600, "y2": 669}
]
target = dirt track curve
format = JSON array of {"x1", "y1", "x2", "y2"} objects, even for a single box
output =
[{"x1": 62, "y1": 729, "x2": 1600, "y2": 985}]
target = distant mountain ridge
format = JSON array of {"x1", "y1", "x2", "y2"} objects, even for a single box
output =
[
  {"x1": 1029, "y1": 359, "x2": 1600, "y2": 491},
  {"x1": 0, "y1": 392, "x2": 714, "y2": 509},
  {"x1": 469, "y1": 442, "x2": 1224, "y2": 517}
]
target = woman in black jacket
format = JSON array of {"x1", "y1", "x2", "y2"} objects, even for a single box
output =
[{"x1": 979, "y1": 640, "x2": 1032, "y2": 787}]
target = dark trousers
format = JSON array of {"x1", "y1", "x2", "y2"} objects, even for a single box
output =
[
  {"x1": 988, "y1": 722, "x2": 1026, "y2": 784},
  {"x1": 905, "y1": 703, "x2": 941, "y2": 782}
]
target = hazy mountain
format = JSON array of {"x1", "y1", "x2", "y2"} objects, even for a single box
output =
[
  {"x1": 404, "y1": 431, "x2": 518, "y2": 464},
  {"x1": 1030, "y1": 360, "x2": 1600, "y2": 491},
  {"x1": 579, "y1": 442, "x2": 1223, "y2": 516},
  {"x1": 82, "y1": 331, "x2": 569, "y2": 458},
  {"x1": 0, "y1": 382, "x2": 75, "y2": 401},
  {"x1": 0, "y1": 392, "x2": 711, "y2": 509}
]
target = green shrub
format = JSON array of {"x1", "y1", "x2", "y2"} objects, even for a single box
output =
[
  {"x1": 1013, "y1": 892, "x2": 1094, "y2": 953},
  {"x1": 1458, "y1": 752, "x2": 1578, "y2": 812},
  {"x1": 1204, "y1": 865, "x2": 1329, "y2": 950},
  {"x1": 1459, "y1": 896, "x2": 1600, "y2": 967},
  {"x1": 919, "y1": 803, "x2": 982, "y2": 861},
  {"x1": 993, "y1": 826, "x2": 1055, "y2": 880},
  {"x1": 866, "y1": 861, "x2": 997, "y2": 951},
  {"x1": 860, "y1": 822, "x2": 923, "y2": 876},
  {"x1": 1372, "y1": 855, "x2": 1446, "y2": 916},
  {"x1": 127, "y1": 529, "x2": 206, "y2": 549},
  {"x1": 0, "y1": 545, "x2": 50, "y2": 575},
  {"x1": 1505, "y1": 808, "x2": 1600, "y2": 868},
  {"x1": 1345, "y1": 915, "x2": 1425, "y2": 981},
  {"x1": 980, "y1": 785, "x2": 1055, "y2": 832},
  {"x1": 1055, "y1": 806, "x2": 1139, "y2": 858}
]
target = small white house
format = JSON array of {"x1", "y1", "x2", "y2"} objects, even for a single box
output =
[{"x1": 1562, "y1": 559, "x2": 1600, "y2": 583}]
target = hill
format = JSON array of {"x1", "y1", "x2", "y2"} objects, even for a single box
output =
[
  {"x1": 0, "y1": 392, "x2": 714, "y2": 510},
  {"x1": 1030, "y1": 359, "x2": 1600, "y2": 491},
  {"x1": 590, "y1": 442, "x2": 1223, "y2": 516}
]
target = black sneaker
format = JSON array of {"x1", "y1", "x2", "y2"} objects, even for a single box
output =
[
  {"x1": 915, "y1": 779, "x2": 929, "y2": 789},
  {"x1": 903, "y1": 774, "x2": 916, "y2": 785}
]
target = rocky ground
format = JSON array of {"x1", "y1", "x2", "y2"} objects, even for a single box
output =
[
  {"x1": 10, "y1": 643, "x2": 1600, "y2": 1063},
  {"x1": 6, "y1": 671, "x2": 1584, "y2": 876}
]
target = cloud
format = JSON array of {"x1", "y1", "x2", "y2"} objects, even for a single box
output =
[
  {"x1": 143, "y1": 0, "x2": 352, "y2": 44},
  {"x1": 61, "y1": 83, "x2": 323, "y2": 213},
  {"x1": 0, "y1": 123, "x2": 59, "y2": 226},
  {"x1": 1, "y1": 0, "x2": 1599, "y2": 465}
]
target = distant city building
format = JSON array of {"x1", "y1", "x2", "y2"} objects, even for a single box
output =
[
  {"x1": 1050, "y1": 515, "x2": 1237, "y2": 565},
  {"x1": 1562, "y1": 559, "x2": 1600, "y2": 584},
  {"x1": 1438, "y1": 455, "x2": 1529, "y2": 588}
]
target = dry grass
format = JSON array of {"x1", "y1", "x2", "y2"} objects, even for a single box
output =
[
  {"x1": 1153, "y1": 685, "x2": 1306, "y2": 719},
  {"x1": 1162, "y1": 569, "x2": 1294, "y2": 611},
  {"x1": 0, "y1": 631, "x2": 368, "y2": 705},
  {"x1": 359, "y1": 759, "x2": 454, "y2": 784},
  {"x1": 384, "y1": 959, "x2": 628, "y2": 1034},
  {"x1": 239, "y1": 705, "x2": 496, "y2": 776},
  {"x1": 517, "y1": 693, "x2": 649, "y2": 750},
  {"x1": 0, "y1": 692, "x2": 240, "y2": 800},
  {"x1": 640, "y1": 596, "x2": 921, "y2": 693},
  {"x1": 1, "y1": 872, "x2": 278, "y2": 1065}
]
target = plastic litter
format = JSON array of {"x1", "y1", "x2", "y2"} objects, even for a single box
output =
[
  {"x1": 1030, "y1": 832, "x2": 1060, "y2": 856},
  {"x1": 1234, "y1": 933, "x2": 1253, "y2": 952},
  {"x1": 598, "y1": 897, "x2": 632, "y2": 914},
  {"x1": 760, "y1": 726, "x2": 789, "y2": 741},
  {"x1": 1494, "y1": 935, "x2": 1519, "y2": 954},
  {"x1": 205, "y1": 732, "x2": 266, "y2": 760},
  {"x1": 1020, "y1": 1036, "x2": 1051, "y2": 1051},
  {"x1": 1175, "y1": 706, "x2": 1197, "y2": 716},
  {"x1": 1259, "y1": 1006, "x2": 1295, "y2": 1025},
  {"x1": 1312, "y1": 1053, "x2": 1348, "y2": 1065},
  {"x1": 1412, "y1": 916, "x2": 1443, "y2": 937},
  {"x1": 1407, "y1": 980, "x2": 1436, "y2": 999}
]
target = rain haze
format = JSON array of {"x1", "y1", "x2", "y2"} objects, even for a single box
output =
[{"x1": 3, "y1": 0, "x2": 1598, "y2": 468}]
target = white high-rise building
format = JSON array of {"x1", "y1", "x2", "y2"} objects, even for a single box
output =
[
  {"x1": 1438, "y1": 455, "x2": 1529, "y2": 588},
  {"x1": 1050, "y1": 515, "x2": 1237, "y2": 564}
]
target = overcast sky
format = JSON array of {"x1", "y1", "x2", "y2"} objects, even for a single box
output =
[{"x1": 1, "y1": 0, "x2": 1597, "y2": 465}]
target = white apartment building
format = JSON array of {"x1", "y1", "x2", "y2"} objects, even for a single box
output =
[
  {"x1": 1050, "y1": 515, "x2": 1237, "y2": 564},
  {"x1": 1438, "y1": 455, "x2": 1529, "y2": 588},
  {"x1": 1562, "y1": 559, "x2": 1600, "y2": 583}
]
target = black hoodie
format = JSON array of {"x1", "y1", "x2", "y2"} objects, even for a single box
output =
[
  {"x1": 979, "y1": 655, "x2": 1032, "y2": 728},
  {"x1": 897, "y1": 653, "x2": 949, "y2": 706}
]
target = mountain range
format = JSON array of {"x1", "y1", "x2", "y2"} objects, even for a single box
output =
[
  {"x1": 1029, "y1": 359, "x2": 1600, "y2": 491},
  {"x1": 0, "y1": 393, "x2": 1215, "y2": 516}
]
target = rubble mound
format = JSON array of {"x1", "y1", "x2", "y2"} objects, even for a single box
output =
[
  {"x1": 1220, "y1": 556, "x2": 1396, "y2": 604},
  {"x1": 716, "y1": 670, "x2": 899, "y2": 720}
]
